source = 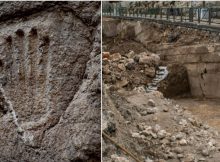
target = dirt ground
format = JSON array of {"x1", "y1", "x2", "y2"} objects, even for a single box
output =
[
  {"x1": 103, "y1": 37, "x2": 147, "y2": 56},
  {"x1": 175, "y1": 99, "x2": 220, "y2": 133},
  {"x1": 103, "y1": 88, "x2": 220, "y2": 162}
]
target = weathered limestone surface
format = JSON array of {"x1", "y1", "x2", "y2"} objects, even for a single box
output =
[
  {"x1": 0, "y1": 2, "x2": 100, "y2": 162},
  {"x1": 103, "y1": 18, "x2": 220, "y2": 98}
]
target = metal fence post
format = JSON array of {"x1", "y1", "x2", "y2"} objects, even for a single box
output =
[
  {"x1": 140, "y1": 8, "x2": 142, "y2": 18},
  {"x1": 209, "y1": 8, "x2": 211, "y2": 25},
  {"x1": 109, "y1": 7, "x2": 111, "y2": 16},
  {"x1": 115, "y1": 6, "x2": 117, "y2": 16},
  {"x1": 181, "y1": 8, "x2": 183, "y2": 22},
  {"x1": 189, "y1": 8, "x2": 194, "y2": 22},
  {"x1": 150, "y1": 9, "x2": 152, "y2": 18},
  {"x1": 198, "y1": 8, "x2": 201, "y2": 23},
  {"x1": 189, "y1": 8, "x2": 192, "y2": 22},
  {"x1": 144, "y1": 8, "x2": 146, "y2": 18},
  {"x1": 121, "y1": 8, "x2": 123, "y2": 17},
  {"x1": 147, "y1": 8, "x2": 149, "y2": 17},
  {"x1": 118, "y1": 7, "x2": 120, "y2": 16}
]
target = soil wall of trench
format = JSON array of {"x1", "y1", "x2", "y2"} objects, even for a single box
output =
[{"x1": 103, "y1": 17, "x2": 220, "y2": 99}]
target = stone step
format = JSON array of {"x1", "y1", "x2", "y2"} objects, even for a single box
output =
[
  {"x1": 156, "y1": 71, "x2": 165, "y2": 75},
  {"x1": 147, "y1": 86, "x2": 157, "y2": 91},
  {"x1": 148, "y1": 82, "x2": 157, "y2": 86},
  {"x1": 159, "y1": 66, "x2": 167, "y2": 70},
  {"x1": 152, "y1": 78, "x2": 160, "y2": 82},
  {"x1": 146, "y1": 66, "x2": 168, "y2": 93}
]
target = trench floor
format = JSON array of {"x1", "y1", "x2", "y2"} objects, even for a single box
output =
[
  {"x1": 174, "y1": 98, "x2": 220, "y2": 161},
  {"x1": 175, "y1": 98, "x2": 220, "y2": 132}
]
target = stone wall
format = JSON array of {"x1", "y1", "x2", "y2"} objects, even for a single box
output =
[
  {"x1": 103, "y1": 18, "x2": 220, "y2": 98},
  {"x1": 159, "y1": 44, "x2": 220, "y2": 98},
  {"x1": 0, "y1": 2, "x2": 100, "y2": 162}
]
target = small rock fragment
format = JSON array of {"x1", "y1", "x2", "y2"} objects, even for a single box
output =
[
  {"x1": 127, "y1": 50, "x2": 135, "y2": 58},
  {"x1": 173, "y1": 147, "x2": 183, "y2": 154},
  {"x1": 201, "y1": 149, "x2": 209, "y2": 156},
  {"x1": 111, "y1": 53, "x2": 121, "y2": 61},
  {"x1": 198, "y1": 158, "x2": 206, "y2": 161},
  {"x1": 176, "y1": 132, "x2": 185, "y2": 140},
  {"x1": 152, "y1": 124, "x2": 161, "y2": 133},
  {"x1": 177, "y1": 154, "x2": 184, "y2": 158},
  {"x1": 111, "y1": 154, "x2": 130, "y2": 162},
  {"x1": 132, "y1": 132, "x2": 141, "y2": 138},
  {"x1": 163, "y1": 107, "x2": 169, "y2": 112},
  {"x1": 157, "y1": 130, "x2": 167, "y2": 139},
  {"x1": 152, "y1": 116, "x2": 158, "y2": 122},
  {"x1": 183, "y1": 154, "x2": 195, "y2": 162},
  {"x1": 179, "y1": 119, "x2": 188, "y2": 126},
  {"x1": 103, "y1": 52, "x2": 110, "y2": 59},
  {"x1": 148, "y1": 99, "x2": 156, "y2": 107},
  {"x1": 118, "y1": 63, "x2": 126, "y2": 71},
  {"x1": 147, "y1": 108, "x2": 157, "y2": 114},
  {"x1": 179, "y1": 139, "x2": 187, "y2": 146},
  {"x1": 167, "y1": 152, "x2": 175, "y2": 159},
  {"x1": 145, "y1": 157, "x2": 154, "y2": 162}
]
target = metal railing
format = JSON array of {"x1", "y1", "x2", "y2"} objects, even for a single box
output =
[{"x1": 103, "y1": 6, "x2": 220, "y2": 28}]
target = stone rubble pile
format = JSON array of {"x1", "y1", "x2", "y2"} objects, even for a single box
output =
[
  {"x1": 132, "y1": 97, "x2": 220, "y2": 162},
  {"x1": 102, "y1": 50, "x2": 160, "y2": 90}
]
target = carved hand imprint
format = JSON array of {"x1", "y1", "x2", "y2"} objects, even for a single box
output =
[{"x1": 0, "y1": 11, "x2": 91, "y2": 145}]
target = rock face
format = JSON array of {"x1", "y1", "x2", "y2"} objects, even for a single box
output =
[{"x1": 0, "y1": 2, "x2": 101, "y2": 162}]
